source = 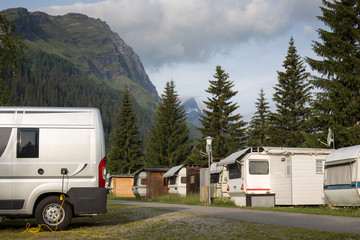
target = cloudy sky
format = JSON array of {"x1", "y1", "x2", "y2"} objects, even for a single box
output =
[{"x1": 1, "y1": 0, "x2": 325, "y2": 121}]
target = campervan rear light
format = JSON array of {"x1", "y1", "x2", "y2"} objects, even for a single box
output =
[
  {"x1": 241, "y1": 184, "x2": 244, "y2": 190},
  {"x1": 99, "y1": 157, "x2": 107, "y2": 188}
]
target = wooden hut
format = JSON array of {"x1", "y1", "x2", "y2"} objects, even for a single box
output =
[
  {"x1": 132, "y1": 168, "x2": 169, "y2": 199},
  {"x1": 110, "y1": 174, "x2": 135, "y2": 198}
]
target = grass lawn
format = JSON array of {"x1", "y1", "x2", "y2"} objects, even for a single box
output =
[{"x1": 1, "y1": 203, "x2": 360, "y2": 240}]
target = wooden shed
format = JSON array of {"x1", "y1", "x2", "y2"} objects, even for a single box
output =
[
  {"x1": 110, "y1": 174, "x2": 135, "y2": 198},
  {"x1": 132, "y1": 168, "x2": 169, "y2": 199}
]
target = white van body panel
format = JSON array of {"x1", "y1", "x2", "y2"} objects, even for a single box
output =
[{"x1": 0, "y1": 107, "x2": 107, "y2": 218}]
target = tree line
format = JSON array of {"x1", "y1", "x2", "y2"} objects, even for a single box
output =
[
  {"x1": 107, "y1": 0, "x2": 360, "y2": 174},
  {"x1": 1, "y1": 1, "x2": 360, "y2": 174}
]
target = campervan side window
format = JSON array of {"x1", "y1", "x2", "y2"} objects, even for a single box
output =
[
  {"x1": 181, "y1": 177, "x2": 186, "y2": 184},
  {"x1": 210, "y1": 173, "x2": 220, "y2": 183},
  {"x1": 229, "y1": 163, "x2": 241, "y2": 179},
  {"x1": 325, "y1": 162, "x2": 355, "y2": 185},
  {"x1": 17, "y1": 128, "x2": 39, "y2": 158},
  {"x1": 0, "y1": 128, "x2": 11, "y2": 158},
  {"x1": 169, "y1": 176, "x2": 176, "y2": 185},
  {"x1": 249, "y1": 161, "x2": 269, "y2": 175}
]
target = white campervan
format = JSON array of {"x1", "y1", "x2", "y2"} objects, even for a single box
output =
[
  {"x1": 218, "y1": 147, "x2": 333, "y2": 207},
  {"x1": 0, "y1": 107, "x2": 107, "y2": 230}
]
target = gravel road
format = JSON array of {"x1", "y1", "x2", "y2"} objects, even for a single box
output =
[{"x1": 109, "y1": 200, "x2": 360, "y2": 234}]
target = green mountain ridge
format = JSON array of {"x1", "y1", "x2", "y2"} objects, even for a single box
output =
[{"x1": 2, "y1": 7, "x2": 159, "y2": 140}]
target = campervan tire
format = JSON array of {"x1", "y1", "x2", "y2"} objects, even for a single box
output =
[{"x1": 35, "y1": 196, "x2": 72, "y2": 231}]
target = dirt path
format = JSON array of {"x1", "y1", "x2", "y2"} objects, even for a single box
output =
[{"x1": 110, "y1": 200, "x2": 360, "y2": 234}]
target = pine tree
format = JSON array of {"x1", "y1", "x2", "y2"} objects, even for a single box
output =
[
  {"x1": 145, "y1": 81, "x2": 193, "y2": 167},
  {"x1": 107, "y1": 88, "x2": 143, "y2": 174},
  {"x1": 198, "y1": 65, "x2": 246, "y2": 158},
  {"x1": 0, "y1": 14, "x2": 27, "y2": 105},
  {"x1": 268, "y1": 37, "x2": 312, "y2": 147},
  {"x1": 247, "y1": 88, "x2": 270, "y2": 146},
  {"x1": 306, "y1": 0, "x2": 360, "y2": 148}
]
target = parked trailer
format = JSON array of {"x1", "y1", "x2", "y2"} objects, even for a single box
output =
[
  {"x1": 324, "y1": 145, "x2": 360, "y2": 206},
  {"x1": 132, "y1": 168, "x2": 169, "y2": 199},
  {"x1": 163, "y1": 165, "x2": 203, "y2": 196},
  {"x1": 210, "y1": 163, "x2": 230, "y2": 198},
  {"x1": 217, "y1": 147, "x2": 333, "y2": 207},
  {"x1": 0, "y1": 107, "x2": 107, "y2": 230}
]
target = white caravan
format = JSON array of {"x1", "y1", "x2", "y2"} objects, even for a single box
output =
[
  {"x1": 217, "y1": 147, "x2": 333, "y2": 207},
  {"x1": 0, "y1": 107, "x2": 107, "y2": 230},
  {"x1": 132, "y1": 170, "x2": 148, "y2": 198},
  {"x1": 210, "y1": 163, "x2": 230, "y2": 198},
  {"x1": 324, "y1": 145, "x2": 360, "y2": 206},
  {"x1": 163, "y1": 165, "x2": 187, "y2": 196}
]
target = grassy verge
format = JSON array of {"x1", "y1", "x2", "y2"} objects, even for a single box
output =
[
  {"x1": 109, "y1": 194, "x2": 360, "y2": 218},
  {"x1": 1, "y1": 203, "x2": 360, "y2": 240}
]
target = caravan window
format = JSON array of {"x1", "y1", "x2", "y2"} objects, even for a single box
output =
[
  {"x1": 181, "y1": 177, "x2": 186, "y2": 184},
  {"x1": 0, "y1": 128, "x2": 11, "y2": 158},
  {"x1": 325, "y1": 162, "x2": 355, "y2": 185},
  {"x1": 17, "y1": 128, "x2": 39, "y2": 158},
  {"x1": 210, "y1": 173, "x2": 220, "y2": 183},
  {"x1": 229, "y1": 163, "x2": 241, "y2": 179},
  {"x1": 169, "y1": 176, "x2": 176, "y2": 185},
  {"x1": 249, "y1": 161, "x2": 269, "y2": 175}
]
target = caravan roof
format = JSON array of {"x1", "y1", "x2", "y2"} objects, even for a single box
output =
[
  {"x1": 163, "y1": 165, "x2": 184, "y2": 178},
  {"x1": 326, "y1": 145, "x2": 360, "y2": 165}
]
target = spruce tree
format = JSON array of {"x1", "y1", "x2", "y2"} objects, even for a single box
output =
[
  {"x1": 0, "y1": 14, "x2": 26, "y2": 105},
  {"x1": 268, "y1": 37, "x2": 312, "y2": 147},
  {"x1": 198, "y1": 65, "x2": 246, "y2": 158},
  {"x1": 145, "y1": 81, "x2": 193, "y2": 167},
  {"x1": 306, "y1": 0, "x2": 360, "y2": 147},
  {"x1": 107, "y1": 88, "x2": 143, "y2": 174},
  {"x1": 247, "y1": 88, "x2": 270, "y2": 146}
]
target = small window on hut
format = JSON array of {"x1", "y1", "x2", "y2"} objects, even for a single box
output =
[
  {"x1": 249, "y1": 161, "x2": 269, "y2": 175},
  {"x1": 229, "y1": 163, "x2": 241, "y2": 179},
  {"x1": 316, "y1": 159, "x2": 324, "y2": 174}
]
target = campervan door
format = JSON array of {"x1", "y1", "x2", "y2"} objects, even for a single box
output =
[{"x1": 244, "y1": 155, "x2": 270, "y2": 194}]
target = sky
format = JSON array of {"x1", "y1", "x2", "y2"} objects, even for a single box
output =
[{"x1": 0, "y1": 0, "x2": 325, "y2": 121}]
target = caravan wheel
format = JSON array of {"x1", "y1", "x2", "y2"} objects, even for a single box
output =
[{"x1": 35, "y1": 196, "x2": 72, "y2": 231}]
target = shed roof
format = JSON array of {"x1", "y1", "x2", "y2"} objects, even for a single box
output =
[
  {"x1": 326, "y1": 145, "x2": 360, "y2": 165},
  {"x1": 163, "y1": 165, "x2": 184, "y2": 178}
]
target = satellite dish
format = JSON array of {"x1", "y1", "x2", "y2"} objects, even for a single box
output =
[{"x1": 327, "y1": 127, "x2": 334, "y2": 148}]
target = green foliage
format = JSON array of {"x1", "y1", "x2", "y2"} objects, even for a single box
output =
[
  {"x1": 268, "y1": 37, "x2": 312, "y2": 147},
  {"x1": 145, "y1": 81, "x2": 193, "y2": 167},
  {"x1": 197, "y1": 65, "x2": 246, "y2": 158},
  {"x1": 107, "y1": 88, "x2": 143, "y2": 174},
  {"x1": 306, "y1": 0, "x2": 360, "y2": 148},
  {"x1": 0, "y1": 13, "x2": 27, "y2": 105},
  {"x1": 247, "y1": 88, "x2": 270, "y2": 146}
]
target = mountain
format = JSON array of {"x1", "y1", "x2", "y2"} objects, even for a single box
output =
[
  {"x1": 2, "y1": 8, "x2": 159, "y2": 138},
  {"x1": 182, "y1": 97, "x2": 202, "y2": 127}
]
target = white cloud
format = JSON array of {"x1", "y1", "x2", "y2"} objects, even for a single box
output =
[{"x1": 39, "y1": 0, "x2": 322, "y2": 69}]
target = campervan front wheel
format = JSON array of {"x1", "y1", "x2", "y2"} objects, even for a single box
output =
[{"x1": 35, "y1": 196, "x2": 72, "y2": 231}]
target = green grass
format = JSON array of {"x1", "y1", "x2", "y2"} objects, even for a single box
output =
[{"x1": 1, "y1": 203, "x2": 360, "y2": 240}]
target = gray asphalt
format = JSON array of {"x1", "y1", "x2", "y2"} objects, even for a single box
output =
[{"x1": 109, "y1": 200, "x2": 360, "y2": 234}]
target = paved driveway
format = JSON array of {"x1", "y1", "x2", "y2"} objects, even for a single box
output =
[{"x1": 109, "y1": 200, "x2": 360, "y2": 233}]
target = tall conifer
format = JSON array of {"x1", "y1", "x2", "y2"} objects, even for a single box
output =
[
  {"x1": 145, "y1": 81, "x2": 192, "y2": 167},
  {"x1": 198, "y1": 65, "x2": 246, "y2": 158},
  {"x1": 268, "y1": 37, "x2": 312, "y2": 147},
  {"x1": 107, "y1": 88, "x2": 143, "y2": 174},
  {"x1": 306, "y1": 0, "x2": 360, "y2": 147},
  {"x1": 247, "y1": 88, "x2": 270, "y2": 146}
]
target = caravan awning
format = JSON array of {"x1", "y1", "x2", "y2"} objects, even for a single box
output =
[
  {"x1": 217, "y1": 148, "x2": 251, "y2": 166},
  {"x1": 326, "y1": 145, "x2": 360, "y2": 165},
  {"x1": 163, "y1": 165, "x2": 183, "y2": 178}
]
